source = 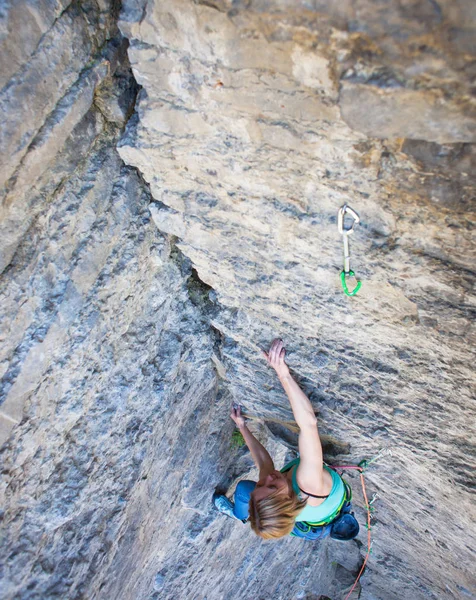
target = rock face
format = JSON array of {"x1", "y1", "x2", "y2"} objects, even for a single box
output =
[
  {"x1": 0, "y1": 1, "x2": 475, "y2": 600},
  {"x1": 118, "y1": 1, "x2": 476, "y2": 598}
]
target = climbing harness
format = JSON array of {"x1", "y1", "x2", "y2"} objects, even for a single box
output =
[
  {"x1": 337, "y1": 204, "x2": 362, "y2": 297},
  {"x1": 331, "y1": 449, "x2": 389, "y2": 600}
]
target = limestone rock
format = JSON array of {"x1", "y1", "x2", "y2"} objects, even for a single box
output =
[
  {"x1": 117, "y1": 0, "x2": 476, "y2": 598},
  {"x1": 0, "y1": 1, "x2": 475, "y2": 600},
  {"x1": 340, "y1": 83, "x2": 476, "y2": 143}
]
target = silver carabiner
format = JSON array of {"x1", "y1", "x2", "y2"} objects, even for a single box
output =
[
  {"x1": 338, "y1": 204, "x2": 360, "y2": 237},
  {"x1": 337, "y1": 204, "x2": 362, "y2": 296}
]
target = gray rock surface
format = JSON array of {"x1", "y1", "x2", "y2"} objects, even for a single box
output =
[
  {"x1": 0, "y1": 1, "x2": 475, "y2": 600},
  {"x1": 118, "y1": 0, "x2": 476, "y2": 598}
]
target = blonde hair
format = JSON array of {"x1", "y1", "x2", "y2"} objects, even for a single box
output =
[{"x1": 248, "y1": 487, "x2": 307, "y2": 539}]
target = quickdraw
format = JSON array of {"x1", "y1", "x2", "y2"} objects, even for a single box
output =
[{"x1": 337, "y1": 204, "x2": 362, "y2": 297}]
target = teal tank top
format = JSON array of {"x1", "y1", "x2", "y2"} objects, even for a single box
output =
[{"x1": 281, "y1": 458, "x2": 346, "y2": 524}]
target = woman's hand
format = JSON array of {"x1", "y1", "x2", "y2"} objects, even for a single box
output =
[
  {"x1": 230, "y1": 403, "x2": 275, "y2": 475},
  {"x1": 262, "y1": 338, "x2": 290, "y2": 380},
  {"x1": 230, "y1": 403, "x2": 246, "y2": 429}
]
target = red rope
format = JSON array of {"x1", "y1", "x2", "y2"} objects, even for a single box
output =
[{"x1": 331, "y1": 465, "x2": 372, "y2": 600}]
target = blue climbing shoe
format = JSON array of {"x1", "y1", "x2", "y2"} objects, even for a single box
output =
[{"x1": 212, "y1": 493, "x2": 242, "y2": 521}]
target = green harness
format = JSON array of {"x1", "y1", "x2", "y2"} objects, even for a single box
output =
[{"x1": 301, "y1": 480, "x2": 352, "y2": 528}]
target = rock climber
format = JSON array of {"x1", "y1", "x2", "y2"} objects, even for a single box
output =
[{"x1": 213, "y1": 339, "x2": 359, "y2": 541}]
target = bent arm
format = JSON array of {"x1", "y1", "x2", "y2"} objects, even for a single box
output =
[
  {"x1": 238, "y1": 423, "x2": 275, "y2": 478},
  {"x1": 230, "y1": 403, "x2": 275, "y2": 477}
]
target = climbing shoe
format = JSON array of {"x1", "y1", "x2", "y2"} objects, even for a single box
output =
[{"x1": 212, "y1": 493, "x2": 244, "y2": 522}]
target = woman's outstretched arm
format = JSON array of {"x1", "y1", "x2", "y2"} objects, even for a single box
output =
[
  {"x1": 230, "y1": 404, "x2": 275, "y2": 478},
  {"x1": 263, "y1": 339, "x2": 326, "y2": 492}
]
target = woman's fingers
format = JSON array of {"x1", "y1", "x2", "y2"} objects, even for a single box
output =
[
  {"x1": 270, "y1": 339, "x2": 284, "y2": 364},
  {"x1": 262, "y1": 339, "x2": 286, "y2": 367},
  {"x1": 268, "y1": 339, "x2": 277, "y2": 362},
  {"x1": 231, "y1": 403, "x2": 242, "y2": 415}
]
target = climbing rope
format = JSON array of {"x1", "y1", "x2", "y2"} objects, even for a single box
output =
[
  {"x1": 331, "y1": 449, "x2": 389, "y2": 600},
  {"x1": 341, "y1": 467, "x2": 371, "y2": 600}
]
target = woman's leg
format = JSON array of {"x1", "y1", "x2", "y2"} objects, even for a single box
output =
[{"x1": 233, "y1": 480, "x2": 256, "y2": 520}]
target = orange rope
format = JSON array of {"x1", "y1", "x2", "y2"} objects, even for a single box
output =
[{"x1": 332, "y1": 466, "x2": 372, "y2": 600}]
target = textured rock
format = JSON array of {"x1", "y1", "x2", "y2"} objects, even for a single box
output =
[
  {"x1": 0, "y1": 0, "x2": 123, "y2": 274},
  {"x1": 0, "y1": 1, "x2": 475, "y2": 600},
  {"x1": 0, "y1": 161, "x2": 217, "y2": 599},
  {"x1": 117, "y1": 0, "x2": 476, "y2": 598},
  {"x1": 340, "y1": 84, "x2": 476, "y2": 143},
  {"x1": 0, "y1": 4, "x2": 218, "y2": 600}
]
